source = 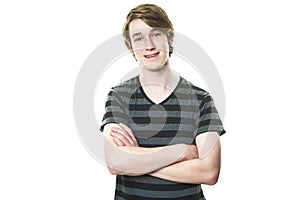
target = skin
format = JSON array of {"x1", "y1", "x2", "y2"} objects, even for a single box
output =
[
  {"x1": 103, "y1": 123, "x2": 199, "y2": 176},
  {"x1": 103, "y1": 18, "x2": 221, "y2": 185},
  {"x1": 129, "y1": 19, "x2": 170, "y2": 71},
  {"x1": 109, "y1": 123, "x2": 221, "y2": 185}
]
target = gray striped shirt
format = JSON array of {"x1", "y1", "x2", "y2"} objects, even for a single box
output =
[{"x1": 101, "y1": 76, "x2": 225, "y2": 199}]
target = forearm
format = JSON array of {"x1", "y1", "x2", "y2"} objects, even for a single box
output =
[
  {"x1": 104, "y1": 141, "x2": 191, "y2": 175},
  {"x1": 150, "y1": 138, "x2": 221, "y2": 185},
  {"x1": 103, "y1": 123, "x2": 198, "y2": 175},
  {"x1": 150, "y1": 158, "x2": 219, "y2": 185}
]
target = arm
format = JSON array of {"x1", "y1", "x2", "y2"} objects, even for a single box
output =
[
  {"x1": 103, "y1": 123, "x2": 198, "y2": 176},
  {"x1": 150, "y1": 132, "x2": 221, "y2": 185}
]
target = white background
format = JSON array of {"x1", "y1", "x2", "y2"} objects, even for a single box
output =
[{"x1": 1, "y1": 0, "x2": 300, "y2": 199}]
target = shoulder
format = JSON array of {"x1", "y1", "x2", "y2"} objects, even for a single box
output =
[
  {"x1": 179, "y1": 77, "x2": 210, "y2": 100},
  {"x1": 113, "y1": 76, "x2": 139, "y2": 89},
  {"x1": 108, "y1": 76, "x2": 139, "y2": 98}
]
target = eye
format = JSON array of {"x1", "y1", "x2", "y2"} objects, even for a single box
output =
[
  {"x1": 152, "y1": 33, "x2": 162, "y2": 38},
  {"x1": 133, "y1": 37, "x2": 143, "y2": 42}
]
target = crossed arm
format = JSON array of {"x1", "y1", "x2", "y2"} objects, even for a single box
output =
[{"x1": 102, "y1": 122, "x2": 221, "y2": 185}]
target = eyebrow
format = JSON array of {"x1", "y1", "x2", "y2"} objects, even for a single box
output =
[{"x1": 131, "y1": 32, "x2": 142, "y2": 38}]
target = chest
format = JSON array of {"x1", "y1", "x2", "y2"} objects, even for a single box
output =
[{"x1": 127, "y1": 93, "x2": 198, "y2": 147}]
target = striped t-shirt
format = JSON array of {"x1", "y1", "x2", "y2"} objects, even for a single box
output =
[{"x1": 101, "y1": 76, "x2": 225, "y2": 200}]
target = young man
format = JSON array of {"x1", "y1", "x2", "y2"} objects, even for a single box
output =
[{"x1": 100, "y1": 4, "x2": 225, "y2": 200}]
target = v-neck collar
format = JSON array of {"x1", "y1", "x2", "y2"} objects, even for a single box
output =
[{"x1": 137, "y1": 76, "x2": 182, "y2": 105}]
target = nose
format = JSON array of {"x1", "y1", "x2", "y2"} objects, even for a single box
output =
[{"x1": 144, "y1": 36, "x2": 155, "y2": 51}]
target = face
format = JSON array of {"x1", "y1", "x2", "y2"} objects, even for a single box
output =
[{"x1": 129, "y1": 19, "x2": 170, "y2": 71}]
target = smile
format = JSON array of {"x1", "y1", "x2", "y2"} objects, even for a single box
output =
[{"x1": 144, "y1": 52, "x2": 160, "y2": 58}]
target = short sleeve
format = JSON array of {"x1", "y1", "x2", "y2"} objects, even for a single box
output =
[
  {"x1": 100, "y1": 88, "x2": 129, "y2": 132},
  {"x1": 193, "y1": 93, "x2": 226, "y2": 137}
]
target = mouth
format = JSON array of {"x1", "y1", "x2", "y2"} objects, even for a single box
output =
[{"x1": 144, "y1": 52, "x2": 160, "y2": 59}]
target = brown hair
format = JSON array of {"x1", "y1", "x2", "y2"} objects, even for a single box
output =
[{"x1": 122, "y1": 4, "x2": 174, "y2": 58}]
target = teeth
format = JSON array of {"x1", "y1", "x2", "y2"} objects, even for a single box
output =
[{"x1": 145, "y1": 53, "x2": 158, "y2": 58}]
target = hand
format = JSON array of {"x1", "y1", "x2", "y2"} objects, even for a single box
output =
[
  {"x1": 181, "y1": 144, "x2": 199, "y2": 161},
  {"x1": 110, "y1": 123, "x2": 139, "y2": 147}
]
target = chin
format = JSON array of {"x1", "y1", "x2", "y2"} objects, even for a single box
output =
[
  {"x1": 141, "y1": 59, "x2": 169, "y2": 70},
  {"x1": 141, "y1": 63, "x2": 160, "y2": 69},
  {"x1": 142, "y1": 63, "x2": 166, "y2": 71}
]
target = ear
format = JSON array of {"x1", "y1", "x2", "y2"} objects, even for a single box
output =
[
  {"x1": 130, "y1": 50, "x2": 137, "y2": 61},
  {"x1": 168, "y1": 38, "x2": 174, "y2": 57},
  {"x1": 169, "y1": 35, "x2": 174, "y2": 44},
  {"x1": 167, "y1": 31, "x2": 174, "y2": 56}
]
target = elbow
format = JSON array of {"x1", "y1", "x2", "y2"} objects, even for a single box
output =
[
  {"x1": 193, "y1": 169, "x2": 220, "y2": 185},
  {"x1": 106, "y1": 158, "x2": 124, "y2": 175},
  {"x1": 206, "y1": 171, "x2": 219, "y2": 185},
  {"x1": 205, "y1": 168, "x2": 220, "y2": 185},
  {"x1": 104, "y1": 146, "x2": 126, "y2": 175},
  {"x1": 107, "y1": 166, "x2": 122, "y2": 175},
  {"x1": 105, "y1": 157, "x2": 124, "y2": 175},
  {"x1": 105, "y1": 155, "x2": 137, "y2": 175},
  {"x1": 194, "y1": 162, "x2": 220, "y2": 185},
  {"x1": 104, "y1": 153, "x2": 123, "y2": 175}
]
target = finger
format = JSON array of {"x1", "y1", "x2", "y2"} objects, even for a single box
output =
[
  {"x1": 110, "y1": 130, "x2": 132, "y2": 146},
  {"x1": 119, "y1": 123, "x2": 138, "y2": 145},
  {"x1": 112, "y1": 126, "x2": 136, "y2": 146},
  {"x1": 111, "y1": 127, "x2": 132, "y2": 145},
  {"x1": 112, "y1": 136, "x2": 125, "y2": 146},
  {"x1": 193, "y1": 145, "x2": 199, "y2": 159}
]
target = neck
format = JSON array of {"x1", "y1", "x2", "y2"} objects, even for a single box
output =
[{"x1": 139, "y1": 62, "x2": 180, "y2": 92}]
